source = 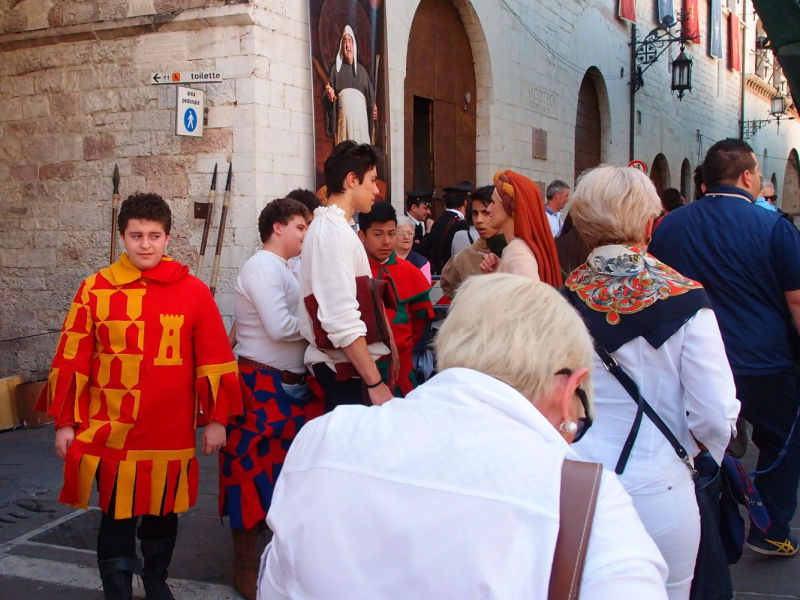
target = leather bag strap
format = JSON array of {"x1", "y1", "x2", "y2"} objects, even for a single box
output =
[{"x1": 548, "y1": 459, "x2": 603, "y2": 600}]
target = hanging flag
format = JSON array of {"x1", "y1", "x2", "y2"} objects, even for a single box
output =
[
  {"x1": 710, "y1": 0, "x2": 723, "y2": 58},
  {"x1": 729, "y1": 12, "x2": 742, "y2": 71},
  {"x1": 658, "y1": 0, "x2": 675, "y2": 26},
  {"x1": 619, "y1": 0, "x2": 636, "y2": 22},
  {"x1": 684, "y1": 0, "x2": 700, "y2": 43}
]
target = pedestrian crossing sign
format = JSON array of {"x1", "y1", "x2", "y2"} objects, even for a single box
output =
[{"x1": 175, "y1": 86, "x2": 204, "y2": 137}]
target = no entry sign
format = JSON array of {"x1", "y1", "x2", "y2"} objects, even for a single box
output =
[{"x1": 628, "y1": 160, "x2": 648, "y2": 174}]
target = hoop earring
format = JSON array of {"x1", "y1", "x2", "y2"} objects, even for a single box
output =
[{"x1": 559, "y1": 418, "x2": 578, "y2": 434}]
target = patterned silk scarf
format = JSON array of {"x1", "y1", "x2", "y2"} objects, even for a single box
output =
[{"x1": 565, "y1": 245, "x2": 709, "y2": 351}]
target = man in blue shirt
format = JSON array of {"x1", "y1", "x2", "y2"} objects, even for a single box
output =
[
  {"x1": 650, "y1": 138, "x2": 800, "y2": 556},
  {"x1": 755, "y1": 181, "x2": 779, "y2": 213}
]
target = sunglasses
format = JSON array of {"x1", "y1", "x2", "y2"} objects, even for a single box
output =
[
  {"x1": 555, "y1": 368, "x2": 593, "y2": 443},
  {"x1": 765, "y1": 195, "x2": 777, "y2": 202}
]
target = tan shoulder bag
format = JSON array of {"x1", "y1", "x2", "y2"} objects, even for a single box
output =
[{"x1": 548, "y1": 460, "x2": 603, "y2": 600}]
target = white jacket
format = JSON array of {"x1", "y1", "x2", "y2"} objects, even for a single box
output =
[
  {"x1": 299, "y1": 204, "x2": 389, "y2": 372},
  {"x1": 573, "y1": 308, "x2": 740, "y2": 492},
  {"x1": 257, "y1": 368, "x2": 668, "y2": 600}
]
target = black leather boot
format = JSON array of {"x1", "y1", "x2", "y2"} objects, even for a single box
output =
[
  {"x1": 98, "y1": 556, "x2": 143, "y2": 600},
  {"x1": 139, "y1": 537, "x2": 177, "y2": 600}
]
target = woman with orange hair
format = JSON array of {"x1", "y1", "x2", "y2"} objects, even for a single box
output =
[{"x1": 481, "y1": 170, "x2": 562, "y2": 286}]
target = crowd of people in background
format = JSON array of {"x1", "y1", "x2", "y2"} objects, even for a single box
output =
[{"x1": 37, "y1": 136, "x2": 800, "y2": 600}]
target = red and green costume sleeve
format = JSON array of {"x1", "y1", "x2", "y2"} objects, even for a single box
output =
[
  {"x1": 369, "y1": 253, "x2": 435, "y2": 396},
  {"x1": 35, "y1": 254, "x2": 243, "y2": 518}
]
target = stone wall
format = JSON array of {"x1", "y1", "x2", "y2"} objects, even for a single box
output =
[{"x1": 0, "y1": 3, "x2": 316, "y2": 381}]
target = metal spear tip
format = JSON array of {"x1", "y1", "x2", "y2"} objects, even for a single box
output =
[
  {"x1": 225, "y1": 162, "x2": 233, "y2": 191},
  {"x1": 112, "y1": 163, "x2": 120, "y2": 194},
  {"x1": 210, "y1": 163, "x2": 218, "y2": 191}
]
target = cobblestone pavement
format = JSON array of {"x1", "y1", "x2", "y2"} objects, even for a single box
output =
[{"x1": 0, "y1": 425, "x2": 798, "y2": 599}]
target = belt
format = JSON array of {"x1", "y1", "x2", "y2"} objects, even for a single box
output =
[{"x1": 237, "y1": 357, "x2": 306, "y2": 385}]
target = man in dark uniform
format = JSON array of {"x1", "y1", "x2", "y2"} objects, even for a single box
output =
[
  {"x1": 427, "y1": 181, "x2": 473, "y2": 275},
  {"x1": 405, "y1": 190, "x2": 434, "y2": 251}
]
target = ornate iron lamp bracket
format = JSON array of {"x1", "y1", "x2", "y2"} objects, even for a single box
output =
[{"x1": 632, "y1": 11, "x2": 692, "y2": 92}]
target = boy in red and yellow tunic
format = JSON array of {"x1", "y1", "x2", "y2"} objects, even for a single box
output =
[
  {"x1": 36, "y1": 193, "x2": 242, "y2": 600},
  {"x1": 358, "y1": 203, "x2": 434, "y2": 395}
]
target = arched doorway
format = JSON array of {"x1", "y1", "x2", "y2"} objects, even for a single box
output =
[
  {"x1": 404, "y1": 0, "x2": 477, "y2": 218},
  {"x1": 650, "y1": 153, "x2": 671, "y2": 196},
  {"x1": 783, "y1": 149, "x2": 800, "y2": 215},
  {"x1": 680, "y1": 159, "x2": 692, "y2": 202},
  {"x1": 574, "y1": 73, "x2": 602, "y2": 184}
]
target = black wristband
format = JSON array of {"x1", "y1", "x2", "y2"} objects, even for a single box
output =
[{"x1": 365, "y1": 379, "x2": 383, "y2": 389}]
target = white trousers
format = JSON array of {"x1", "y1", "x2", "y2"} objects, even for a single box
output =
[{"x1": 629, "y1": 470, "x2": 700, "y2": 600}]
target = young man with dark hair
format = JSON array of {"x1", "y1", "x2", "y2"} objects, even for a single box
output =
[
  {"x1": 651, "y1": 138, "x2": 800, "y2": 556},
  {"x1": 220, "y1": 197, "x2": 321, "y2": 600},
  {"x1": 358, "y1": 202, "x2": 434, "y2": 395},
  {"x1": 300, "y1": 140, "x2": 395, "y2": 411},
  {"x1": 440, "y1": 185, "x2": 507, "y2": 299},
  {"x1": 427, "y1": 181, "x2": 473, "y2": 274},
  {"x1": 36, "y1": 192, "x2": 242, "y2": 599}
]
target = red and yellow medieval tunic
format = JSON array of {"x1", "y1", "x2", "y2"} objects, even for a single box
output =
[
  {"x1": 369, "y1": 252, "x2": 435, "y2": 396},
  {"x1": 35, "y1": 254, "x2": 242, "y2": 519}
]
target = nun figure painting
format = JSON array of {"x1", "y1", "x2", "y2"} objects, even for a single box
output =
[{"x1": 323, "y1": 25, "x2": 377, "y2": 144}]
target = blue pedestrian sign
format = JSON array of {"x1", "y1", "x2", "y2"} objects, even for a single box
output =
[
  {"x1": 175, "y1": 86, "x2": 204, "y2": 137},
  {"x1": 184, "y1": 108, "x2": 197, "y2": 132}
]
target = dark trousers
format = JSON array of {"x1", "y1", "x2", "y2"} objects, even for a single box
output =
[
  {"x1": 97, "y1": 485, "x2": 178, "y2": 561},
  {"x1": 312, "y1": 363, "x2": 367, "y2": 414},
  {"x1": 735, "y1": 372, "x2": 800, "y2": 540}
]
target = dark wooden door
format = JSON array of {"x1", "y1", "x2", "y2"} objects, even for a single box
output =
[
  {"x1": 405, "y1": 0, "x2": 477, "y2": 218},
  {"x1": 783, "y1": 150, "x2": 800, "y2": 215},
  {"x1": 574, "y1": 75, "x2": 601, "y2": 185},
  {"x1": 680, "y1": 159, "x2": 691, "y2": 201},
  {"x1": 650, "y1": 154, "x2": 669, "y2": 197}
]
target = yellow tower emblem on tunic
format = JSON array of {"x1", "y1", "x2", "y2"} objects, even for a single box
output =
[{"x1": 155, "y1": 314, "x2": 185, "y2": 366}]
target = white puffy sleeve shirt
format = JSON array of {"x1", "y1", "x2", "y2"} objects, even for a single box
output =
[
  {"x1": 299, "y1": 205, "x2": 389, "y2": 372},
  {"x1": 256, "y1": 368, "x2": 668, "y2": 599},
  {"x1": 573, "y1": 308, "x2": 740, "y2": 492}
]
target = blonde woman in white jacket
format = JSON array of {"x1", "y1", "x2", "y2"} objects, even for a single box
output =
[
  {"x1": 256, "y1": 274, "x2": 668, "y2": 600},
  {"x1": 567, "y1": 165, "x2": 740, "y2": 600}
]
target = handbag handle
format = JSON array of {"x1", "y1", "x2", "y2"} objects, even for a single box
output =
[
  {"x1": 548, "y1": 459, "x2": 603, "y2": 600},
  {"x1": 594, "y1": 345, "x2": 695, "y2": 476}
]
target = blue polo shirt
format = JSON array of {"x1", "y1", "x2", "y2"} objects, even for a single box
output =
[{"x1": 650, "y1": 185, "x2": 800, "y2": 376}]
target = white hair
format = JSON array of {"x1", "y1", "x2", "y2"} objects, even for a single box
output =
[
  {"x1": 435, "y1": 273, "x2": 594, "y2": 409},
  {"x1": 396, "y1": 216, "x2": 415, "y2": 230},
  {"x1": 570, "y1": 165, "x2": 662, "y2": 248}
]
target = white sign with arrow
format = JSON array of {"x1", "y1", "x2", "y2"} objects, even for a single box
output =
[
  {"x1": 175, "y1": 86, "x2": 204, "y2": 138},
  {"x1": 152, "y1": 71, "x2": 223, "y2": 85}
]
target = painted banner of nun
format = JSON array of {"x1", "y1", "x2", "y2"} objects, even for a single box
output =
[{"x1": 308, "y1": 0, "x2": 390, "y2": 200}]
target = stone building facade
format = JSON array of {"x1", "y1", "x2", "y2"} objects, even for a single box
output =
[{"x1": 1, "y1": 0, "x2": 798, "y2": 381}]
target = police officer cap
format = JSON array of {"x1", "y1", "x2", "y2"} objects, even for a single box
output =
[
  {"x1": 442, "y1": 181, "x2": 475, "y2": 194},
  {"x1": 406, "y1": 189, "x2": 435, "y2": 200}
]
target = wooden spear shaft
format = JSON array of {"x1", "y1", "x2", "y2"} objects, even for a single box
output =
[
  {"x1": 110, "y1": 164, "x2": 120, "y2": 264},
  {"x1": 195, "y1": 163, "x2": 217, "y2": 278},
  {"x1": 372, "y1": 54, "x2": 380, "y2": 145},
  {"x1": 209, "y1": 163, "x2": 232, "y2": 297}
]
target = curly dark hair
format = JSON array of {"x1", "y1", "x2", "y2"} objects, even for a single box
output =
[
  {"x1": 258, "y1": 198, "x2": 311, "y2": 242},
  {"x1": 118, "y1": 193, "x2": 172, "y2": 234}
]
